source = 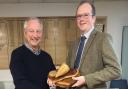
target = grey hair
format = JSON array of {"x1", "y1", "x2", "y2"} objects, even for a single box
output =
[{"x1": 23, "y1": 17, "x2": 43, "y2": 30}]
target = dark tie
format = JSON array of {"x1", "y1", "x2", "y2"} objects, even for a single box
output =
[{"x1": 74, "y1": 36, "x2": 86, "y2": 69}]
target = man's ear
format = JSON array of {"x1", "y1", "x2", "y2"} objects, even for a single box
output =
[
  {"x1": 92, "y1": 16, "x2": 96, "y2": 24},
  {"x1": 23, "y1": 29, "x2": 27, "y2": 38}
]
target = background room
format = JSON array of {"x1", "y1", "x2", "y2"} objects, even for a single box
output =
[{"x1": 0, "y1": 0, "x2": 128, "y2": 89}]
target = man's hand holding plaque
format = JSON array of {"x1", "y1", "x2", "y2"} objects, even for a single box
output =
[{"x1": 48, "y1": 63, "x2": 80, "y2": 88}]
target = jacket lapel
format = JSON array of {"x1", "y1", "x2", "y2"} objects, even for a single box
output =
[
  {"x1": 80, "y1": 30, "x2": 97, "y2": 67},
  {"x1": 71, "y1": 39, "x2": 80, "y2": 67}
]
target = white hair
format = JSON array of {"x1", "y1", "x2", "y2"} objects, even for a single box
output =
[{"x1": 23, "y1": 17, "x2": 43, "y2": 31}]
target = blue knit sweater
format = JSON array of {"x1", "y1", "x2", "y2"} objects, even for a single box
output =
[{"x1": 10, "y1": 45, "x2": 55, "y2": 89}]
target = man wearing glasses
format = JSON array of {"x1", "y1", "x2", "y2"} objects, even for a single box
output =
[{"x1": 66, "y1": 0, "x2": 121, "y2": 89}]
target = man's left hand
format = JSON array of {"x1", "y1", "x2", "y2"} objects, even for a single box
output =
[{"x1": 72, "y1": 76, "x2": 86, "y2": 87}]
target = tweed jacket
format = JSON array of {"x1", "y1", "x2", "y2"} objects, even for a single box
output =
[{"x1": 66, "y1": 29, "x2": 121, "y2": 89}]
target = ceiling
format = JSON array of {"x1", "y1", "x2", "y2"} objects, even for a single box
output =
[{"x1": 0, "y1": 0, "x2": 126, "y2": 3}]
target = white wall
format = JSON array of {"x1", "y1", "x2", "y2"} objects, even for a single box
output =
[
  {"x1": 0, "y1": 0, "x2": 128, "y2": 84},
  {"x1": 0, "y1": 70, "x2": 14, "y2": 89},
  {"x1": 0, "y1": 3, "x2": 77, "y2": 17}
]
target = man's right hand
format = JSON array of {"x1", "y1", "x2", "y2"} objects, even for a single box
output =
[{"x1": 47, "y1": 78, "x2": 56, "y2": 87}]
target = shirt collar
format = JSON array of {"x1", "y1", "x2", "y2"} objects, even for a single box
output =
[
  {"x1": 24, "y1": 43, "x2": 41, "y2": 55},
  {"x1": 81, "y1": 26, "x2": 94, "y2": 39}
]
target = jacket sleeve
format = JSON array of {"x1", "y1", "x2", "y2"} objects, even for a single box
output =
[
  {"x1": 9, "y1": 50, "x2": 42, "y2": 89},
  {"x1": 85, "y1": 33, "x2": 122, "y2": 88}
]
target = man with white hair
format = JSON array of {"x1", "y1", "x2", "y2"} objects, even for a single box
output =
[{"x1": 10, "y1": 17, "x2": 55, "y2": 89}]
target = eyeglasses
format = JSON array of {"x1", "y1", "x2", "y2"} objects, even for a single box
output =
[
  {"x1": 26, "y1": 29, "x2": 42, "y2": 34},
  {"x1": 76, "y1": 13, "x2": 93, "y2": 20}
]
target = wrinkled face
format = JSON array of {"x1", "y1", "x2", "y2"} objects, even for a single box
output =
[
  {"x1": 76, "y1": 3, "x2": 96, "y2": 33},
  {"x1": 24, "y1": 20, "x2": 42, "y2": 48}
]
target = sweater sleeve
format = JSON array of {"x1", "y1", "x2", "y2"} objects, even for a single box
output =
[
  {"x1": 9, "y1": 50, "x2": 42, "y2": 89},
  {"x1": 49, "y1": 56, "x2": 56, "y2": 71}
]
